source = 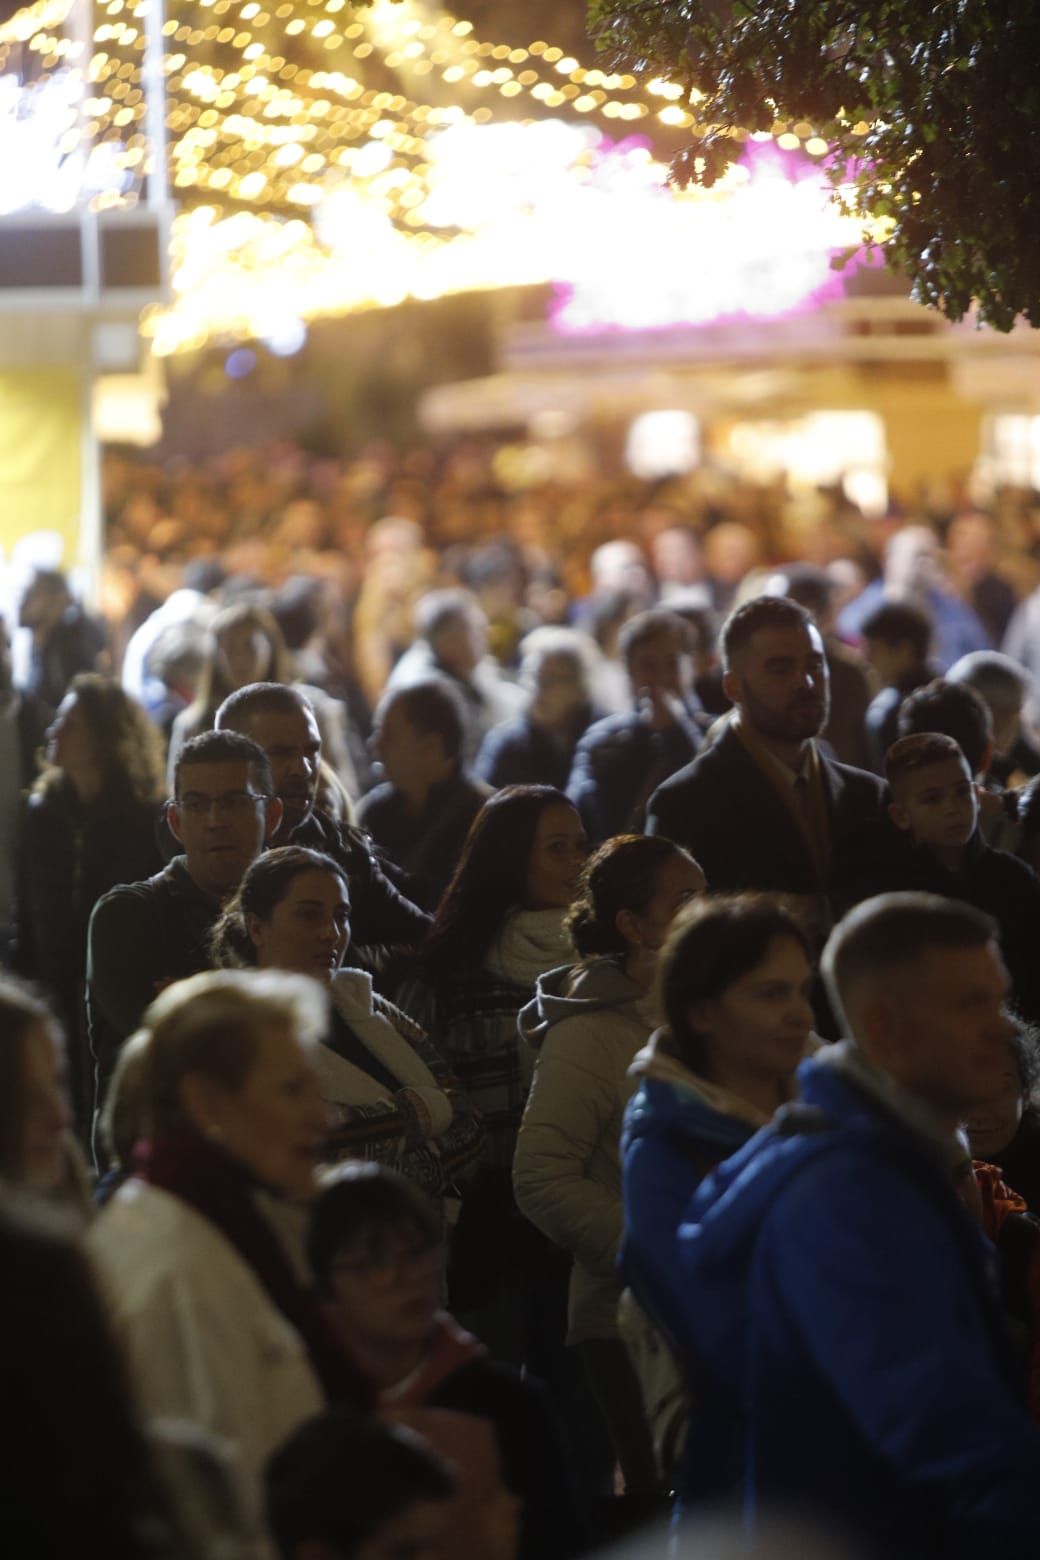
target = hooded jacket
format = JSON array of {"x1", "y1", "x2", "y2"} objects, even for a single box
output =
[
  {"x1": 659, "y1": 1046, "x2": 1040, "y2": 1557},
  {"x1": 513, "y1": 957, "x2": 658, "y2": 1343}
]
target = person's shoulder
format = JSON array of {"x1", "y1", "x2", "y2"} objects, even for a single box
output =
[
  {"x1": 579, "y1": 709, "x2": 641, "y2": 747},
  {"x1": 356, "y1": 783, "x2": 395, "y2": 821},
  {"x1": 825, "y1": 754, "x2": 887, "y2": 800},
  {"x1": 975, "y1": 841, "x2": 1040, "y2": 895}
]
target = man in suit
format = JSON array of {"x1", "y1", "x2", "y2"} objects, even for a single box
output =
[{"x1": 646, "y1": 595, "x2": 886, "y2": 951}]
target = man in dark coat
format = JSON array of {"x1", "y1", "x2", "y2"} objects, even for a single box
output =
[
  {"x1": 567, "y1": 609, "x2": 703, "y2": 845},
  {"x1": 18, "y1": 568, "x2": 107, "y2": 708},
  {"x1": 87, "y1": 730, "x2": 282, "y2": 1124},
  {"x1": 646, "y1": 594, "x2": 886, "y2": 948},
  {"x1": 359, "y1": 678, "x2": 492, "y2": 912}
]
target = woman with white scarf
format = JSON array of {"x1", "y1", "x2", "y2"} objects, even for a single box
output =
[
  {"x1": 210, "y1": 847, "x2": 483, "y2": 1201},
  {"x1": 395, "y1": 785, "x2": 587, "y2": 1365}
]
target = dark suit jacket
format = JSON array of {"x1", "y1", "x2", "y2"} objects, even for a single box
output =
[
  {"x1": 567, "y1": 706, "x2": 702, "y2": 845},
  {"x1": 645, "y1": 719, "x2": 887, "y2": 901}
]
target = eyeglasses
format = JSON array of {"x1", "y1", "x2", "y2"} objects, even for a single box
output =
[
  {"x1": 331, "y1": 1241, "x2": 440, "y2": 1288},
  {"x1": 176, "y1": 790, "x2": 270, "y2": 817}
]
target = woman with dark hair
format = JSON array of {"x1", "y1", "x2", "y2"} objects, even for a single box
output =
[
  {"x1": 513, "y1": 834, "x2": 704, "y2": 1499},
  {"x1": 395, "y1": 785, "x2": 586, "y2": 1356},
  {"x1": 0, "y1": 975, "x2": 88, "y2": 1210},
  {"x1": 14, "y1": 673, "x2": 164, "y2": 1131},
  {"x1": 166, "y1": 601, "x2": 287, "y2": 786},
  {"x1": 210, "y1": 846, "x2": 482, "y2": 1199},
  {"x1": 965, "y1": 1027, "x2": 1040, "y2": 1214},
  {"x1": 620, "y1": 896, "x2": 815, "y2": 1478}
]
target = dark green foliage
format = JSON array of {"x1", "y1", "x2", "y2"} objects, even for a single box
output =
[{"x1": 588, "y1": 0, "x2": 1040, "y2": 331}]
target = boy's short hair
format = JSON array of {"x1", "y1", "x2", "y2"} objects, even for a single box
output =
[
  {"x1": 307, "y1": 1162, "x2": 441, "y2": 1293},
  {"x1": 822, "y1": 892, "x2": 997, "y2": 1034},
  {"x1": 947, "y1": 651, "x2": 1029, "y2": 717},
  {"x1": 885, "y1": 732, "x2": 969, "y2": 795},
  {"x1": 859, "y1": 601, "x2": 932, "y2": 663},
  {"x1": 897, "y1": 678, "x2": 993, "y2": 775}
]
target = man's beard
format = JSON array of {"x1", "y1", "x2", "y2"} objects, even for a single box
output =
[{"x1": 743, "y1": 686, "x2": 829, "y2": 743}]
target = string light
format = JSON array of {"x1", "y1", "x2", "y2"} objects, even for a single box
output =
[{"x1": 0, "y1": 0, "x2": 847, "y2": 349}]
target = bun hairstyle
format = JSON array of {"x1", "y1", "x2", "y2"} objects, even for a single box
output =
[
  {"x1": 565, "y1": 834, "x2": 691, "y2": 958},
  {"x1": 209, "y1": 845, "x2": 348, "y2": 968}
]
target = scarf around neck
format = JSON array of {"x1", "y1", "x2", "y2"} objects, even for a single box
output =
[
  {"x1": 484, "y1": 906, "x2": 573, "y2": 986},
  {"x1": 135, "y1": 1131, "x2": 370, "y2": 1409}
]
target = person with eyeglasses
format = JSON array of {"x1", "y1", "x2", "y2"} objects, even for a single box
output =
[
  {"x1": 86, "y1": 728, "x2": 284, "y2": 1149},
  {"x1": 307, "y1": 1162, "x2": 585, "y2": 1560}
]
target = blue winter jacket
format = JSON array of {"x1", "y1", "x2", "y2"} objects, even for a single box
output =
[
  {"x1": 621, "y1": 1057, "x2": 758, "y2": 1355},
  {"x1": 661, "y1": 1053, "x2": 1040, "y2": 1557}
]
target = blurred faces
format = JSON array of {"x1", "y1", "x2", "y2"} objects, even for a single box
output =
[
  {"x1": 523, "y1": 802, "x2": 587, "y2": 910},
  {"x1": 169, "y1": 758, "x2": 281, "y2": 901},
  {"x1": 216, "y1": 620, "x2": 272, "y2": 692},
  {"x1": 248, "y1": 868, "x2": 351, "y2": 983},
  {"x1": 372, "y1": 698, "x2": 449, "y2": 796},
  {"x1": 18, "y1": 574, "x2": 66, "y2": 635},
  {"x1": 45, "y1": 692, "x2": 99, "y2": 783},
  {"x1": 182, "y1": 1021, "x2": 329, "y2": 1199},
  {"x1": 430, "y1": 609, "x2": 485, "y2": 679},
  {"x1": 725, "y1": 622, "x2": 830, "y2": 748},
  {"x1": 964, "y1": 1052, "x2": 1026, "y2": 1160},
  {"x1": 862, "y1": 634, "x2": 921, "y2": 689},
  {"x1": 885, "y1": 526, "x2": 940, "y2": 595},
  {"x1": 626, "y1": 628, "x2": 688, "y2": 702},
  {"x1": 858, "y1": 943, "x2": 1015, "y2": 1123},
  {"x1": 237, "y1": 705, "x2": 322, "y2": 833},
  {"x1": 20, "y1": 1023, "x2": 71, "y2": 1189},
  {"x1": 530, "y1": 653, "x2": 588, "y2": 730},
  {"x1": 693, "y1": 936, "x2": 814, "y2": 1089},
  {"x1": 889, "y1": 756, "x2": 978, "y2": 855}
]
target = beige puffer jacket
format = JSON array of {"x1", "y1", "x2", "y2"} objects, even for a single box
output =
[{"x1": 512, "y1": 957, "x2": 658, "y2": 1344}]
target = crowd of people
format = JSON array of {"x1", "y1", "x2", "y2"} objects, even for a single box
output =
[{"x1": 6, "y1": 437, "x2": 1040, "y2": 1556}]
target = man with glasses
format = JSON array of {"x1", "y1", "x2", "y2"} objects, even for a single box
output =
[{"x1": 86, "y1": 730, "x2": 283, "y2": 1137}]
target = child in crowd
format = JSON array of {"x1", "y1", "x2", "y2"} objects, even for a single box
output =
[
  {"x1": 307, "y1": 1163, "x2": 584, "y2": 1560},
  {"x1": 865, "y1": 733, "x2": 1040, "y2": 1022}
]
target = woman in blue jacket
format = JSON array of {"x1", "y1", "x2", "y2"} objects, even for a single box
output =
[{"x1": 620, "y1": 896, "x2": 815, "y2": 1479}]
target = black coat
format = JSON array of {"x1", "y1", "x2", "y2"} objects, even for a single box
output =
[
  {"x1": 646, "y1": 719, "x2": 887, "y2": 901},
  {"x1": 567, "y1": 707, "x2": 702, "y2": 846},
  {"x1": 846, "y1": 828, "x2": 1040, "y2": 1025},
  {"x1": 475, "y1": 710, "x2": 596, "y2": 793},
  {"x1": 87, "y1": 855, "x2": 220, "y2": 1117},
  {"x1": 356, "y1": 769, "x2": 491, "y2": 912},
  {"x1": 288, "y1": 808, "x2": 431, "y2": 956}
]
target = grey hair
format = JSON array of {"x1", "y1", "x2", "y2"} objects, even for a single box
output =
[{"x1": 946, "y1": 651, "x2": 1029, "y2": 716}]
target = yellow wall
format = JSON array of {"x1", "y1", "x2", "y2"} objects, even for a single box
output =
[{"x1": 0, "y1": 369, "x2": 82, "y2": 566}]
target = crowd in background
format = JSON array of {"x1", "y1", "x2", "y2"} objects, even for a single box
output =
[{"x1": 5, "y1": 435, "x2": 1040, "y2": 1556}]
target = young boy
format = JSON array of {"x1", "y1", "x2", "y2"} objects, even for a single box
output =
[{"x1": 873, "y1": 732, "x2": 1040, "y2": 1023}]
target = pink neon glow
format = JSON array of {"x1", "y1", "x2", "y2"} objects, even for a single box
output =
[{"x1": 551, "y1": 138, "x2": 870, "y2": 335}]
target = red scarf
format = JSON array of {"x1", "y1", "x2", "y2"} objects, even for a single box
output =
[{"x1": 135, "y1": 1132, "x2": 371, "y2": 1410}]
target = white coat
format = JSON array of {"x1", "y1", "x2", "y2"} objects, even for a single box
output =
[{"x1": 88, "y1": 1180, "x2": 324, "y2": 1502}]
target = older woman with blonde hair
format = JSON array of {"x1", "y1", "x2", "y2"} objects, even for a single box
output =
[
  {"x1": 87, "y1": 968, "x2": 369, "y2": 1511},
  {"x1": 15, "y1": 673, "x2": 164, "y2": 1133}
]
